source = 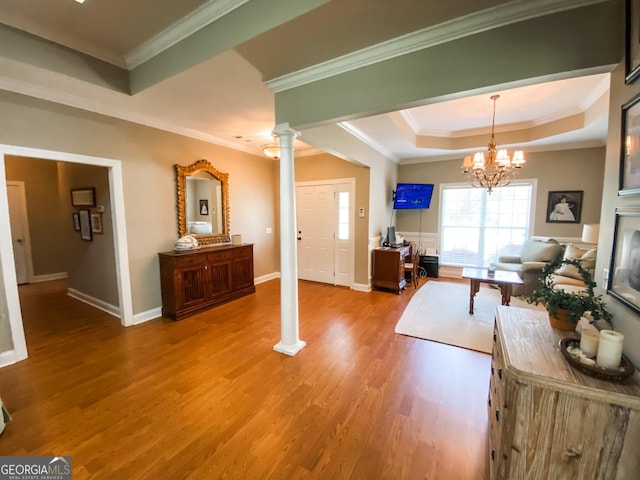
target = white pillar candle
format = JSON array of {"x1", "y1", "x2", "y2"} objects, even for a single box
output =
[
  {"x1": 579, "y1": 330, "x2": 600, "y2": 357},
  {"x1": 596, "y1": 330, "x2": 625, "y2": 369}
]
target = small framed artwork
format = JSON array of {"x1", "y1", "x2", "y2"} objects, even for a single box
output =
[
  {"x1": 71, "y1": 188, "x2": 96, "y2": 207},
  {"x1": 199, "y1": 199, "x2": 209, "y2": 215},
  {"x1": 545, "y1": 191, "x2": 583, "y2": 224},
  {"x1": 78, "y1": 209, "x2": 92, "y2": 241},
  {"x1": 72, "y1": 212, "x2": 80, "y2": 231},
  {"x1": 620, "y1": 92, "x2": 640, "y2": 195},
  {"x1": 91, "y1": 212, "x2": 103, "y2": 234},
  {"x1": 626, "y1": 0, "x2": 640, "y2": 84},
  {"x1": 608, "y1": 208, "x2": 640, "y2": 315}
]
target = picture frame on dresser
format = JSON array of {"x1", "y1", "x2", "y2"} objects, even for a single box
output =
[
  {"x1": 607, "y1": 208, "x2": 640, "y2": 315},
  {"x1": 620, "y1": 92, "x2": 640, "y2": 195},
  {"x1": 626, "y1": 0, "x2": 640, "y2": 84}
]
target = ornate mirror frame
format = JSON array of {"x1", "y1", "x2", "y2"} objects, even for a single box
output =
[{"x1": 176, "y1": 159, "x2": 230, "y2": 244}]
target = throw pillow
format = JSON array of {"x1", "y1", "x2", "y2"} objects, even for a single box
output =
[{"x1": 554, "y1": 244, "x2": 597, "y2": 280}]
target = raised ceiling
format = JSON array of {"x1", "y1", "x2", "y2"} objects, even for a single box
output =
[{"x1": 0, "y1": 0, "x2": 612, "y2": 162}]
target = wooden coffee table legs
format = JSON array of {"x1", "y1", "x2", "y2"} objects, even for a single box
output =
[
  {"x1": 468, "y1": 280, "x2": 513, "y2": 314},
  {"x1": 469, "y1": 279, "x2": 481, "y2": 314}
]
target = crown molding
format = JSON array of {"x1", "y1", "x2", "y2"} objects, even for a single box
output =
[
  {"x1": 266, "y1": 0, "x2": 607, "y2": 93},
  {"x1": 124, "y1": 0, "x2": 250, "y2": 69},
  {"x1": 338, "y1": 121, "x2": 400, "y2": 163},
  {"x1": 0, "y1": 73, "x2": 266, "y2": 156}
]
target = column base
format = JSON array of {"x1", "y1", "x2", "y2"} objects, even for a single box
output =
[{"x1": 273, "y1": 340, "x2": 306, "y2": 356}]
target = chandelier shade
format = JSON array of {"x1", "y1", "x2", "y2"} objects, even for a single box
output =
[{"x1": 461, "y1": 95, "x2": 525, "y2": 193}]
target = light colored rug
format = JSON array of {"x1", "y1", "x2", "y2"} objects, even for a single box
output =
[{"x1": 395, "y1": 280, "x2": 541, "y2": 354}]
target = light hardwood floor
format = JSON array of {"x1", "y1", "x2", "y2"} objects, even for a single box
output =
[{"x1": 0, "y1": 278, "x2": 490, "y2": 479}]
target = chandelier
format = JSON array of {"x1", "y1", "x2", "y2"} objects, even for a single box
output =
[
  {"x1": 262, "y1": 142, "x2": 280, "y2": 159},
  {"x1": 461, "y1": 95, "x2": 525, "y2": 193}
]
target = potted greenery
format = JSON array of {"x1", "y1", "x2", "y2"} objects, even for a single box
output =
[{"x1": 526, "y1": 258, "x2": 612, "y2": 330}]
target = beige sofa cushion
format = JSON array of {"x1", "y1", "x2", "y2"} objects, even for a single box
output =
[{"x1": 554, "y1": 244, "x2": 596, "y2": 280}]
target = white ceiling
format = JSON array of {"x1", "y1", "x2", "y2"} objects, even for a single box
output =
[{"x1": 0, "y1": 0, "x2": 611, "y2": 163}]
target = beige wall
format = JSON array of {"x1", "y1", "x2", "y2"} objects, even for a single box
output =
[
  {"x1": 4, "y1": 156, "x2": 68, "y2": 276},
  {"x1": 295, "y1": 153, "x2": 370, "y2": 285},
  {"x1": 0, "y1": 90, "x2": 279, "y2": 317},
  {"x1": 599, "y1": 61, "x2": 640, "y2": 367},
  {"x1": 396, "y1": 147, "x2": 605, "y2": 238}
]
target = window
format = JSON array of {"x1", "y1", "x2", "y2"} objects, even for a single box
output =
[
  {"x1": 440, "y1": 181, "x2": 535, "y2": 267},
  {"x1": 337, "y1": 191, "x2": 349, "y2": 240}
]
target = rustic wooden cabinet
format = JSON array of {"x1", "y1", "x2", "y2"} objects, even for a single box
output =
[
  {"x1": 490, "y1": 306, "x2": 640, "y2": 480},
  {"x1": 159, "y1": 244, "x2": 255, "y2": 320},
  {"x1": 372, "y1": 245, "x2": 411, "y2": 294}
]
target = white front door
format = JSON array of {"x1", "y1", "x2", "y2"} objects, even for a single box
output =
[
  {"x1": 6, "y1": 182, "x2": 32, "y2": 285},
  {"x1": 296, "y1": 184, "x2": 335, "y2": 284},
  {"x1": 296, "y1": 179, "x2": 355, "y2": 286}
]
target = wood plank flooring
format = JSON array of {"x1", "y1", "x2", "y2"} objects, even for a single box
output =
[{"x1": 0, "y1": 278, "x2": 491, "y2": 479}]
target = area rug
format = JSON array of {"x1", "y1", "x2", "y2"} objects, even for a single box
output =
[{"x1": 394, "y1": 280, "x2": 539, "y2": 354}]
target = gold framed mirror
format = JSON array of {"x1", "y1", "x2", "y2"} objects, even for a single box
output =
[{"x1": 176, "y1": 159, "x2": 230, "y2": 244}]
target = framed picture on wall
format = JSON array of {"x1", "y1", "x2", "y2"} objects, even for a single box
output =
[
  {"x1": 626, "y1": 0, "x2": 640, "y2": 84},
  {"x1": 620, "y1": 92, "x2": 640, "y2": 195},
  {"x1": 72, "y1": 212, "x2": 80, "y2": 231},
  {"x1": 608, "y1": 208, "x2": 640, "y2": 315},
  {"x1": 545, "y1": 191, "x2": 583, "y2": 224},
  {"x1": 71, "y1": 188, "x2": 96, "y2": 207},
  {"x1": 78, "y1": 209, "x2": 92, "y2": 241},
  {"x1": 91, "y1": 212, "x2": 103, "y2": 234},
  {"x1": 199, "y1": 199, "x2": 209, "y2": 215}
]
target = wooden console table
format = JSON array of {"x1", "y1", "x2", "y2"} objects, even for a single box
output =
[
  {"x1": 372, "y1": 245, "x2": 411, "y2": 294},
  {"x1": 159, "y1": 243, "x2": 255, "y2": 320},
  {"x1": 489, "y1": 306, "x2": 640, "y2": 479}
]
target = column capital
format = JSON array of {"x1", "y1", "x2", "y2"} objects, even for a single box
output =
[{"x1": 272, "y1": 122, "x2": 300, "y2": 139}]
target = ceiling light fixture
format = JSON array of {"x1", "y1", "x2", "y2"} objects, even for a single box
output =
[
  {"x1": 262, "y1": 143, "x2": 280, "y2": 159},
  {"x1": 74, "y1": 0, "x2": 86, "y2": 4},
  {"x1": 461, "y1": 95, "x2": 525, "y2": 194}
]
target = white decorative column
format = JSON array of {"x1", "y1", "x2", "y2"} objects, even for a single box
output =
[{"x1": 273, "y1": 123, "x2": 306, "y2": 356}]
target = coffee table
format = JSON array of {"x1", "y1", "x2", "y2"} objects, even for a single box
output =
[{"x1": 461, "y1": 267, "x2": 524, "y2": 314}]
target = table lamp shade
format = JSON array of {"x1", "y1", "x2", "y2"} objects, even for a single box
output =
[{"x1": 581, "y1": 224, "x2": 599, "y2": 244}]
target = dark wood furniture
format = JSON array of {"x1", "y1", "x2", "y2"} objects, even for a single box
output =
[
  {"x1": 462, "y1": 267, "x2": 523, "y2": 314},
  {"x1": 372, "y1": 245, "x2": 411, "y2": 294},
  {"x1": 159, "y1": 243, "x2": 255, "y2": 320},
  {"x1": 490, "y1": 306, "x2": 640, "y2": 480}
]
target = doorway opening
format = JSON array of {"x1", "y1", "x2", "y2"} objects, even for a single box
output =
[{"x1": 0, "y1": 145, "x2": 133, "y2": 366}]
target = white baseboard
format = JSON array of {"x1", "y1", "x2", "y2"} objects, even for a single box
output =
[
  {"x1": 31, "y1": 272, "x2": 68, "y2": 283},
  {"x1": 0, "y1": 350, "x2": 18, "y2": 368},
  {"x1": 351, "y1": 282, "x2": 371, "y2": 292},
  {"x1": 67, "y1": 288, "x2": 120, "y2": 319},
  {"x1": 131, "y1": 307, "x2": 162, "y2": 325},
  {"x1": 255, "y1": 272, "x2": 279, "y2": 284}
]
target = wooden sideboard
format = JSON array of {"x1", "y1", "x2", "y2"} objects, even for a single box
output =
[
  {"x1": 372, "y1": 245, "x2": 411, "y2": 294},
  {"x1": 158, "y1": 244, "x2": 255, "y2": 320},
  {"x1": 490, "y1": 306, "x2": 640, "y2": 480}
]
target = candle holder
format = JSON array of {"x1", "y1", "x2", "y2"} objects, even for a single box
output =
[{"x1": 559, "y1": 338, "x2": 635, "y2": 382}]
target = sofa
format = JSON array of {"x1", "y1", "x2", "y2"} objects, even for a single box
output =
[
  {"x1": 492, "y1": 238, "x2": 565, "y2": 296},
  {"x1": 548, "y1": 243, "x2": 597, "y2": 295}
]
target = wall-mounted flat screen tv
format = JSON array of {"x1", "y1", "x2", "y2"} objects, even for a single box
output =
[{"x1": 393, "y1": 183, "x2": 434, "y2": 209}]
